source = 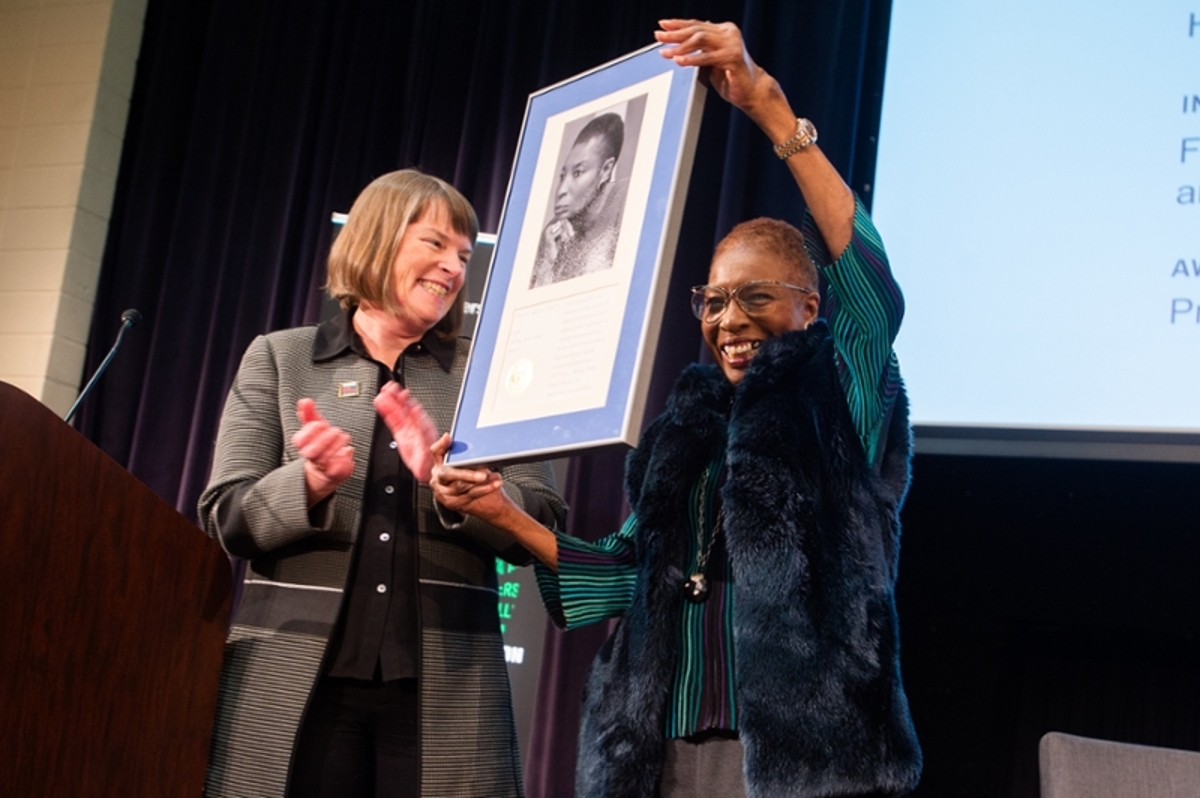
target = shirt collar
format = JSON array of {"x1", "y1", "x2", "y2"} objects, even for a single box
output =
[{"x1": 312, "y1": 306, "x2": 456, "y2": 372}]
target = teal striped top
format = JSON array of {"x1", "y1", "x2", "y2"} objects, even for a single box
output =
[{"x1": 534, "y1": 199, "x2": 903, "y2": 738}]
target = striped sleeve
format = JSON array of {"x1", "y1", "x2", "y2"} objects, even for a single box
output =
[
  {"x1": 802, "y1": 197, "x2": 904, "y2": 465},
  {"x1": 533, "y1": 514, "x2": 639, "y2": 630}
]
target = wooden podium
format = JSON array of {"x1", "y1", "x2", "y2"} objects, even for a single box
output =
[{"x1": 0, "y1": 382, "x2": 232, "y2": 796}]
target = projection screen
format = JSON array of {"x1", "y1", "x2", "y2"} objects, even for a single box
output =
[{"x1": 871, "y1": 0, "x2": 1200, "y2": 461}]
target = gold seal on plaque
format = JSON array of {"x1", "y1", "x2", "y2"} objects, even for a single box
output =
[{"x1": 505, "y1": 359, "x2": 534, "y2": 397}]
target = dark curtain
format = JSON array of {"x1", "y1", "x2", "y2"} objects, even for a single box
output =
[
  {"x1": 76, "y1": 0, "x2": 890, "y2": 519},
  {"x1": 898, "y1": 455, "x2": 1200, "y2": 798},
  {"x1": 76, "y1": 0, "x2": 890, "y2": 794},
  {"x1": 72, "y1": 1, "x2": 1200, "y2": 796}
]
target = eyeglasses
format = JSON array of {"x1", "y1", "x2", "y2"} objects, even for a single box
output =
[{"x1": 690, "y1": 280, "x2": 814, "y2": 324}]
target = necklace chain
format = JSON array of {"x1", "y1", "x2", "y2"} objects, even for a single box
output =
[{"x1": 695, "y1": 464, "x2": 724, "y2": 574}]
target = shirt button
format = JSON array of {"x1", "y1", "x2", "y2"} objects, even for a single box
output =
[
  {"x1": 389, "y1": 441, "x2": 397, "y2": 449},
  {"x1": 384, "y1": 485, "x2": 395, "y2": 494},
  {"x1": 380, "y1": 532, "x2": 391, "y2": 542},
  {"x1": 376, "y1": 584, "x2": 387, "y2": 594}
]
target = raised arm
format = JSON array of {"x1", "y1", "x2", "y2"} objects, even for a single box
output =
[{"x1": 656, "y1": 19, "x2": 855, "y2": 258}]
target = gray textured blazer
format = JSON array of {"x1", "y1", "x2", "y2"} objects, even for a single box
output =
[{"x1": 198, "y1": 320, "x2": 566, "y2": 798}]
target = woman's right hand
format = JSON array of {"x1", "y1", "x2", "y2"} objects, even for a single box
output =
[
  {"x1": 428, "y1": 434, "x2": 560, "y2": 570},
  {"x1": 541, "y1": 217, "x2": 576, "y2": 264},
  {"x1": 428, "y1": 433, "x2": 507, "y2": 520},
  {"x1": 292, "y1": 398, "x2": 355, "y2": 507}
]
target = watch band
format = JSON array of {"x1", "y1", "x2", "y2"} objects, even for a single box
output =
[{"x1": 773, "y1": 118, "x2": 818, "y2": 160}]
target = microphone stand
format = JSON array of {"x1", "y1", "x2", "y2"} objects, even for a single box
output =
[{"x1": 64, "y1": 309, "x2": 142, "y2": 425}]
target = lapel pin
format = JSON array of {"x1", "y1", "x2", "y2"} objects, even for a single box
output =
[{"x1": 336, "y1": 381, "x2": 360, "y2": 398}]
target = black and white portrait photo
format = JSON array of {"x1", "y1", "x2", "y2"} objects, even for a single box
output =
[{"x1": 529, "y1": 95, "x2": 646, "y2": 288}]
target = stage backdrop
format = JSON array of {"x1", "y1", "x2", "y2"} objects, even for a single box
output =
[
  {"x1": 74, "y1": 2, "x2": 1200, "y2": 797},
  {"x1": 75, "y1": 0, "x2": 888, "y2": 795},
  {"x1": 75, "y1": 0, "x2": 890, "y2": 514}
]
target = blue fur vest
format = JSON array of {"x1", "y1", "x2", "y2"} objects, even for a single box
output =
[{"x1": 575, "y1": 322, "x2": 922, "y2": 797}]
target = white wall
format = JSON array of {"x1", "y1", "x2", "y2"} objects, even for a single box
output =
[{"x1": 0, "y1": 0, "x2": 147, "y2": 416}]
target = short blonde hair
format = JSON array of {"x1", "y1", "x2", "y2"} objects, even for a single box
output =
[{"x1": 327, "y1": 169, "x2": 479, "y2": 340}]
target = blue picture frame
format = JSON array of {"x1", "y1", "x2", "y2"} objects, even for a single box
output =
[{"x1": 447, "y1": 44, "x2": 705, "y2": 466}]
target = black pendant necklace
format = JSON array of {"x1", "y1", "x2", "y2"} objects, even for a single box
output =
[
  {"x1": 684, "y1": 572, "x2": 710, "y2": 602},
  {"x1": 684, "y1": 464, "x2": 723, "y2": 604}
]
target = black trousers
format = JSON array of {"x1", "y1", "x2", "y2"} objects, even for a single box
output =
[{"x1": 288, "y1": 676, "x2": 419, "y2": 798}]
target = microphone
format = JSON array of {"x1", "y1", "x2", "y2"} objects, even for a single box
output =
[{"x1": 63, "y1": 308, "x2": 143, "y2": 425}]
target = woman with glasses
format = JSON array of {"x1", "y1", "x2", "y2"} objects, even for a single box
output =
[{"x1": 379, "y1": 19, "x2": 921, "y2": 798}]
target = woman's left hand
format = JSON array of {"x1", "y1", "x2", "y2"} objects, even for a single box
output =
[
  {"x1": 655, "y1": 20, "x2": 778, "y2": 119},
  {"x1": 373, "y1": 381, "x2": 440, "y2": 482},
  {"x1": 656, "y1": 18, "x2": 854, "y2": 256}
]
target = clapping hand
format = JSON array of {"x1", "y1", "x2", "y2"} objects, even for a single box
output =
[
  {"x1": 292, "y1": 398, "x2": 355, "y2": 506},
  {"x1": 373, "y1": 381, "x2": 440, "y2": 483}
]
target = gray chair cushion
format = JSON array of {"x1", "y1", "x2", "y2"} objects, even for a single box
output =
[{"x1": 1040, "y1": 731, "x2": 1200, "y2": 798}]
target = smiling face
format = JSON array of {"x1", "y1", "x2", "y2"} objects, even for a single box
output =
[
  {"x1": 701, "y1": 243, "x2": 820, "y2": 384},
  {"x1": 553, "y1": 136, "x2": 616, "y2": 221},
  {"x1": 387, "y1": 201, "x2": 473, "y2": 336}
]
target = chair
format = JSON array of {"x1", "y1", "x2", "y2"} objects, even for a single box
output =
[{"x1": 1039, "y1": 731, "x2": 1200, "y2": 798}]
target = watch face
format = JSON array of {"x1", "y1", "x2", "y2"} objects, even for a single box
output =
[
  {"x1": 799, "y1": 119, "x2": 817, "y2": 145},
  {"x1": 775, "y1": 119, "x2": 819, "y2": 159}
]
